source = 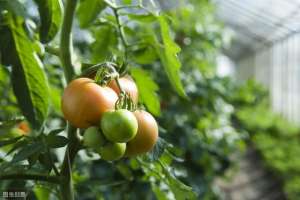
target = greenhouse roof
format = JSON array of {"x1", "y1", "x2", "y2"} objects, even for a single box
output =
[{"x1": 213, "y1": 0, "x2": 300, "y2": 59}]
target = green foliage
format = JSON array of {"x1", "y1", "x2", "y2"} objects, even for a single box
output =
[
  {"x1": 34, "y1": 0, "x2": 63, "y2": 43},
  {"x1": 157, "y1": 15, "x2": 186, "y2": 98},
  {"x1": 131, "y1": 68, "x2": 160, "y2": 116},
  {"x1": 77, "y1": 0, "x2": 106, "y2": 28},
  {"x1": 4, "y1": 14, "x2": 50, "y2": 129},
  {"x1": 233, "y1": 81, "x2": 300, "y2": 200}
]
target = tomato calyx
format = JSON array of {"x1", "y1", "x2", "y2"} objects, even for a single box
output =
[{"x1": 115, "y1": 91, "x2": 136, "y2": 111}]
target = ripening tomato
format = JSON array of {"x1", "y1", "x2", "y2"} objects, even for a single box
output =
[
  {"x1": 101, "y1": 109, "x2": 138, "y2": 143},
  {"x1": 17, "y1": 121, "x2": 30, "y2": 135},
  {"x1": 125, "y1": 110, "x2": 158, "y2": 157},
  {"x1": 108, "y1": 76, "x2": 138, "y2": 103},
  {"x1": 83, "y1": 126, "x2": 106, "y2": 149},
  {"x1": 97, "y1": 142, "x2": 126, "y2": 161},
  {"x1": 61, "y1": 78, "x2": 118, "y2": 128}
]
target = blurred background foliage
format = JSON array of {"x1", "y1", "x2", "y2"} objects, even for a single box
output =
[{"x1": 0, "y1": 0, "x2": 299, "y2": 199}]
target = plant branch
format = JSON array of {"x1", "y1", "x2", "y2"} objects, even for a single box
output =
[
  {"x1": 60, "y1": 124, "x2": 80, "y2": 200},
  {"x1": 0, "y1": 173, "x2": 62, "y2": 184},
  {"x1": 112, "y1": 8, "x2": 128, "y2": 60},
  {"x1": 59, "y1": 0, "x2": 79, "y2": 199},
  {"x1": 60, "y1": 0, "x2": 78, "y2": 83}
]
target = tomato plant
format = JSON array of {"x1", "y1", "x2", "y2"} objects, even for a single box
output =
[{"x1": 0, "y1": 0, "x2": 251, "y2": 199}]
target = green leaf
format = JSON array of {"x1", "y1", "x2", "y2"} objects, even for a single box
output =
[
  {"x1": 46, "y1": 135, "x2": 69, "y2": 148},
  {"x1": 0, "y1": 136, "x2": 23, "y2": 148},
  {"x1": 128, "y1": 14, "x2": 157, "y2": 23},
  {"x1": 122, "y1": 0, "x2": 132, "y2": 5},
  {"x1": 91, "y1": 26, "x2": 117, "y2": 62},
  {"x1": 159, "y1": 161, "x2": 197, "y2": 200},
  {"x1": 34, "y1": 186, "x2": 51, "y2": 200},
  {"x1": 152, "y1": 184, "x2": 170, "y2": 200},
  {"x1": 132, "y1": 46, "x2": 158, "y2": 64},
  {"x1": 0, "y1": 0, "x2": 27, "y2": 18},
  {"x1": 48, "y1": 128, "x2": 64, "y2": 136},
  {"x1": 130, "y1": 68, "x2": 160, "y2": 116},
  {"x1": 8, "y1": 15, "x2": 50, "y2": 129},
  {"x1": 12, "y1": 142, "x2": 45, "y2": 163},
  {"x1": 157, "y1": 15, "x2": 186, "y2": 98},
  {"x1": 77, "y1": 0, "x2": 106, "y2": 28},
  {"x1": 146, "y1": 137, "x2": 168, "y2": 161},
  {"x1": 6, "y1": 139, "x2": 28, "y2": 156},
  {"x1": 38, "y1": 153, "x2": 53, "y2": 170},
  {"x1": 0, "y1": 22, "x2": 15, "y2": 66},
  {"x1": 34, "y1": 0, "x2": 63, "y2": 43}
]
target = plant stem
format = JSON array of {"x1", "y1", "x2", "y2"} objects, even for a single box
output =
[
  {"x1": 112, "y1": 8, "x2": 128, "y2": 60},
  {"x1": 60, "y1": 125, "x2": 80, "y2": 200},
  {"x1": 60, "y1": 0, "x2": 78, "y2": 83},
  {"x1": 0, "y1": 173, "x2": 62, "y2": 184},
  {"x1": 59, "y1": 0, "x2": 79, "y2": 199}
]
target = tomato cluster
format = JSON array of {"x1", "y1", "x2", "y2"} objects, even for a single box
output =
[{"x1": 61, "y1": 75, "x2": 158, "y2": 161}]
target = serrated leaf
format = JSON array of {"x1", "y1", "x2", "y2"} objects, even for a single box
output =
[
  {"x1": 157, "y1": 15, "x2": 186, "y2": 98},
  {"x1": 46, "y1": 135, "x2": 69, "y2": 148},
  {"x1": 12, "y1": 142, "x2": 44, "y2": 163},
  {"x1": 77, "y1": 0, "x2": 106, "y2": 28},
  {"x1": 131, "y1": 68, "x2": 160, "y2": 116},
  {"x1": 8, "y1": 15, "x2": 50, "y2": 129},
  {"x1": 0, "y1": 136, "x2": 23, "y2": 148},
  {"x1": 159, "y1": 161, "x2": 197, "y2": 200},
  {"x1": 34, "y1": 0, "x2": 63, "y2": 43}
]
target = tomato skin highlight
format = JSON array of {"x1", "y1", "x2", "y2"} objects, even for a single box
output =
[
  {"x1": 61, "y1": 78, "x2": 118, "y2": 128},
  {"x1": 83, "y1": 126, "x2": 105, "y2": 148},
  {"x1": 97, "y1": 142, "x2": 126, "y2": 161},
  {"x1": 101, "y1": 109, "x2": 138, "y2": 143},
  {"x1": 108, "y1": 76, "x2": 138, "y2": 103},
  {"x1": 125, "y1": 110, "x2": 158, "y2": 157}
]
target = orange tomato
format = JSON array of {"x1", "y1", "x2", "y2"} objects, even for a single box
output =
[
  {"x1": 17, "y1": 121, "x2": 30, "y2": 135},
  {"x1": 125, "y1": 110, "x2": 158, "y2": 157},
  {"x1": 61, "y1": 78, "x2": 118, "y2": 128}
]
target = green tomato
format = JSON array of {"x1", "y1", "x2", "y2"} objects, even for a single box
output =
[
  {"x1": 101, "y1": 109, "x2": 138, "y2": 143},
  {"x1": 97, "y1": 142, "x2": 126, "y2": 161},
  {"x1": 83, "y1": 126, "x2": 105, "y2": 148}
]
